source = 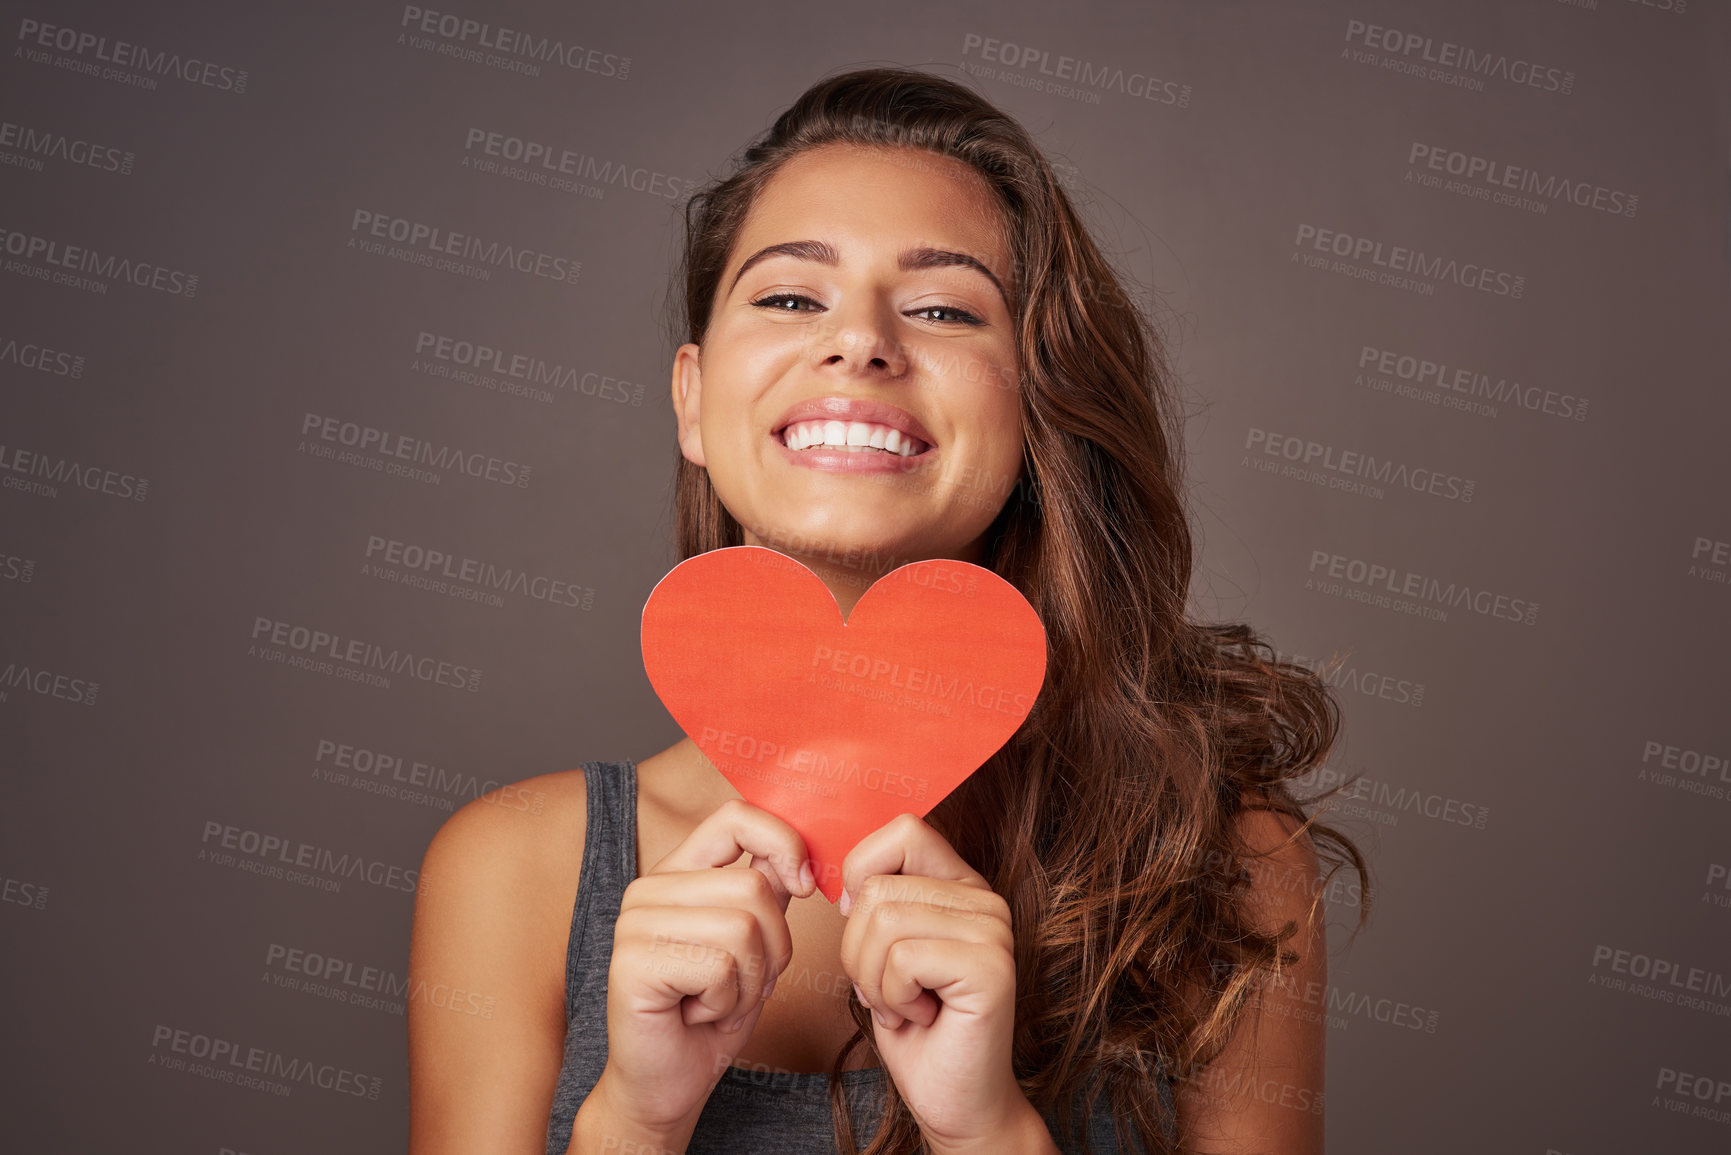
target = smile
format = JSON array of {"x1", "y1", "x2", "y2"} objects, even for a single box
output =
[{"x1": 778, "y1": 419, "x2": 930, "y2": 457}]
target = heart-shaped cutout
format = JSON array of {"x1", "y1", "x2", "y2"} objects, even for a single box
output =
[{"x1": 641, "y1": 546, "x2": 1047, "y2": 902}]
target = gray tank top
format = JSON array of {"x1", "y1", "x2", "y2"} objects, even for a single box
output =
[{"x1": 542, "y1": 760, "x2": 1176, "y2": 1155}]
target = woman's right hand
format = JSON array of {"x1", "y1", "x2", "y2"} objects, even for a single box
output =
[{"x1": 583, "y1": 796, "x2": 817, "y2": 1144}]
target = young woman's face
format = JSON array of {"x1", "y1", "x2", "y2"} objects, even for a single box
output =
[{"x1": 672, "y1": 142, "x2": 1024, "y2": 575}]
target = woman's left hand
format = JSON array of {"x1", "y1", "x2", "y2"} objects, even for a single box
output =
[{"x1": 838, "y1": 813, "x2": 1050, "y2": 1154}]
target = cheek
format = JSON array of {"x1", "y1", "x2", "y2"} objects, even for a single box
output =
[
  {"x1": 992, "y1": 419, "x2": 1026, "y2": 483},
  {"x1": 695, "y1": 361, "x2": 757, "y2": 439},
  {"x1": 950, "y1": 392, "x2": 1025, "y2": 500},
  {"x1": 980, "y1": 380, "x2": 1024, "y2": 467}
]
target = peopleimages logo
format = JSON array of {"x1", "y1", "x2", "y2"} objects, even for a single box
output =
[
  {"x1": 1638, "y1": 738, "x2": 1730, "y2": 802},
  {"x1": 413, "y1": 330, "x2": 642, "y2": 406},
  {"x1": 200, "y1": 820, "x2": 420, "y2": 894},
  {"x1": 1690, "y1": 536, "x2": 1730, "y2": 589},
  {"x1": 1356, "y1": 344, "x2": 1588, "y2": 423},
  {"x1": 362, "y1": 534, "x2": 596, "y2": 611},
  {"x1": 349, "y1": 210, "x2": 580, "y2": 285},
  {"x1": 0, "y1": 441, "x2": 148, "y2": 501},
  {"x1": 1342, "y1": 17, "x2": 1575, "y2": 95},
  {"x1": 1292, "y1": 223, "x2": 1524, "y2": 298},
  {"x1": 1243, "y1": 426, "x2": 1475, "y2": 503},
  {"x1": 462, "y1": 127, "x2": 687, "y2": 201},
  {"x1": 1271, "y1": 647, "x2": 1425, "y2": 708},
  {"x1": 397, "y1": 6, "x2": 630, "y2": 79},
  {"x1": 0, "y1": 334, "x2": 87, "y2": 378},
  {"x1": 248, "y1": 617, "x2": 483, "y2": 692},
  {"x1": 147, "y1": 1024, "x2": 381, "y2": 1099},
  {"x1": 1297, "y1": 765, "x2": 1490, "y2": 832},
  {"x1": 1407, "y1": 142, "x2": 1637, "y2": 219},
  {"x1": 0, "y1": 551, "x2": 37, "y2": 583},
  {"x1": 0, "y1": 659, "x2": 99, "y2": 705},
  {"x1": 959, "y1": 32, "x2": 1191, "y2": 107},
  {"x1": 298, "y1": 411, "x2": 532, "y2": 488},
  {"x1": 313, "y1": 737, "x2": 547, "y2": 813},
  {"x1": 1306, "y1": 549, "x2": 1539, "y2": 626},
  {"x1": 1, "y1": 872, "x2": 49, "y2": 911},
  {"x1": 0, "y1": 226, "x2": 197, "y2": 297},
  {"x1": 0, "y1": 119, "x2": 134, "y2": 175},
  {"x1": 263, "y1": 940, "x2": 498, "y2": 1018},
  {"x1": 1653, "y1": 1065, "x2": 1731, "y2": 1127},
  {"x1": 16, "y1": 17, "x2": 250, "y2": 93}
]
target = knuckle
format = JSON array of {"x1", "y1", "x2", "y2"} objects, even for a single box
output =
[
  {"x1": 720, "y1": 906, "x2": 757, "y2": 940},
  {"x1": 761, "y1": 952, "x2": 790, "y2": 988},
  {"x1": 743, "y1": 866, "x2": 777, "y2": 898},
  {"x1": 704, "y1": 949, "x2": 738, "y2": 984},
  {"x1": 614, "y1": 909, "x2": 654, "y2": 944},
  {"x1": 719, "y1": 797, "x2": 755, "y2": 821}
]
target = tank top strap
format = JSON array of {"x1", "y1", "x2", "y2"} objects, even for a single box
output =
[
  {"x1": 544, "y1": 760, "x2": 638, "y2": 1155},
  {"x1": 562, "y1": 759, "x2": 637, "y2": 1024}
]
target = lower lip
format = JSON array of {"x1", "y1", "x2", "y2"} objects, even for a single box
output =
[{"x1": 771, "y1": 431, "x2": 935, "y2": 474}]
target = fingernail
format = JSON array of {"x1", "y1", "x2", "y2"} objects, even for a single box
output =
[
  {"x1": 853, "y1": 981, "x2": 866, "y2": 1005},
  {"x1": 798, "y1": 860, "x2": 815, "y2": 894},
  {"x1": 838, "y1": 888, "x2": 852, "y2": 916},
  {"x1": 873, "y1": 1006, "x2": 896, "y2": 1030},
  {"x1": 762, "y1": 977, "x2": 777, "y2": 1001}
]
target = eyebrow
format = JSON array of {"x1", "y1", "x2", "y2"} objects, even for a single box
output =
[{"x1": 727, "y1": 239, "x2": 1009, "y2": 305}]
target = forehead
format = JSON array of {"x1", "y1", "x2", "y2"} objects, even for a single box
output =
[{"x1": 733, "y1": 143, "x2": 1011, "y2": 277}]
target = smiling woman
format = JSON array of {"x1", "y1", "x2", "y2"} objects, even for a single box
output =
[
  {"x1": 669, "y1": 140, "x2": 1028, "y2": 587},
  {"x1": 407, "y1": 66, "x2": 1372, "y2": 1155}
]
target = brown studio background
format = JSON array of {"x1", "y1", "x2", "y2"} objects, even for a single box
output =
[{"x1": 2, "y1": 1, "x2": 1728, "y2": 1152}]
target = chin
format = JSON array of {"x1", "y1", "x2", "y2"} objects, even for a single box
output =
[{"x1": 745, "y1": 516, "x2": 921, "y2": 564}]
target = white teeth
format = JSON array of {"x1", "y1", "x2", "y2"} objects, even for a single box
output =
[{"x1": 782, "y1": 419, "x2": 926, "y2": 455}]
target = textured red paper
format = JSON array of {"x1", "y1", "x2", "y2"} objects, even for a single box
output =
[{"x1": 640, "y1": 546, "x2": 1047, "y2": 902}]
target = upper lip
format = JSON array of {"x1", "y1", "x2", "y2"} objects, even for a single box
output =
[{"x1": 771, "y1": 396, "x2": 936, "y2": 451}]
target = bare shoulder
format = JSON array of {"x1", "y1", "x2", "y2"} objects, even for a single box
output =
[
  {"x1": 1231, "y1": 797, "x2": 1325, "y2": 936},
  {"x1": 1170, "y1": 800, "x2": 1329, "y2": 1153},
  {"x1": 422, "y1": 769, "x2": 591, "y2": 885},
  {"x1": 413, "y1": 767, "x2": 593, "y2": 1004},
  {"x1": 406, "y1": 768, "x2": 592, "y2": 1155}
]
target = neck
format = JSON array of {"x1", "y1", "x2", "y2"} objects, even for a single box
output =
[{"x1": 737, "y1": 536, "x2": 989, "y2": 622}]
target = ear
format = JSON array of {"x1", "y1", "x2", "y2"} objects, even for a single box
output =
[{"x1": 671, "y1": 342, "x2": 706, "y2": 468}]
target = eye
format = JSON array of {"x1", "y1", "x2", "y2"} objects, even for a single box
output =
[
  {"x1": 750, "y1": 292, "x2": 823, "y2": 313},
  {"x1": 908, "y1": 304, "x2": 983, "y2": 326}
]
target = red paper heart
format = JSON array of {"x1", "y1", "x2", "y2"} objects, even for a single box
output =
[{"x1": 641, "y1": 546, "x2": 1047, "y2": 902}]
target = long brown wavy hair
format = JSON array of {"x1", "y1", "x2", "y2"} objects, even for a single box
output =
[{"x1": 665, "y1": 66, "x2": 1372, "y2": 1155}]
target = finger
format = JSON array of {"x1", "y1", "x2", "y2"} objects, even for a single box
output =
[
  {"x1": 839, "y1": 813, "x2": 986, "y2": 911},
  {"x1": 650, "y1": 797, "x2": 813, "y2": 899},
  {"x1": 880, "y1": 938, "x2": 1014, "y2": 1026},
  {"x1": 615, "y1": 905, "x2": 768, "y2": 1027},
  {"x1": 845, "y1": 875, "x2": 1008, "y2": 927},
  {"x1": 844, "y1": 898, "x2": 1007, "y2": 1029},
  {"x1": 620, "y1": 868, "x2": 796, "y2": 992}
]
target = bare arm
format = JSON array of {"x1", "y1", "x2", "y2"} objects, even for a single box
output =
[
  {"x1": 408, "y1": 775, "x2": 586, "y2": 1155},
  {"x1": 1174, "y1": 806, "x2": 1329, "y2": 1155}
]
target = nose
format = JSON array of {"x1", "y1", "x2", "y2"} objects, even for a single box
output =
[{"x1": 811, "y1": 299, "x2": 909, "y2": 378}]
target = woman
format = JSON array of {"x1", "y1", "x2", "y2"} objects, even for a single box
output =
[{"x1": 408, "y1": 67, "x2": 1371, "y2": 1155}]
